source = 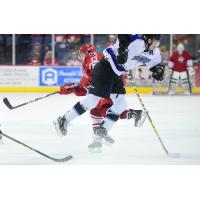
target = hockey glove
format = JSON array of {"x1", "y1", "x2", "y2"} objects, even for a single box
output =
[
  {"x1": 74, "y1": 85, "x2": 87, "y2": 96},
  {"x1": 59, "y1": 83, "x2": 75, "y2": 95},
  {"x1": 150, "y1": 64, "x2": 165, "y2": 81},
  {"x1": 80, "y1": 74, "x2": 92, "y2": 88},
  {"x1": 117, "y1": 48, "x2": 128, "y2": 65}
]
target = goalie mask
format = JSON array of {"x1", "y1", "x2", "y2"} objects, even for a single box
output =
[{"x1": 177, "y1": 43, "x2": 184, "y2": 55}]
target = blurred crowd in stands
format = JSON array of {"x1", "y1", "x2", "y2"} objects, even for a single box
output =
[
  {"x1": 0, "y1": 34, "x2": 118, "y2": 66},
  {"x1": 1, "y1": 34, "x2": 200, "y2": 67}
]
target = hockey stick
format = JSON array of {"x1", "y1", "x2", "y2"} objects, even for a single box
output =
[
  {"x1": 3, "y1": 92, "x2": 58, "y2": 110},
  {"x1": 186, "y1": 70, "x2": 192, "y2": 93},
  {"x1": 3, "y1": 84, "x2": 77, "y2": 110},
  {"x1": 0, "y1": 130, "x2": 73, "y2": 162},
  {"x1": 126, "y1": 72, "x2": 180, "y2": 158}
]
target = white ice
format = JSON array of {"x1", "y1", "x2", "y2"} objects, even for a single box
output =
[{"x1": 0, "y1": 93, "x2": 200, "y2": 164}]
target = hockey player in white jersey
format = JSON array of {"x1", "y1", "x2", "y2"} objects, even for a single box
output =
[{"x1": 54, "y1": 34, "x2": 165, "y2": 150}]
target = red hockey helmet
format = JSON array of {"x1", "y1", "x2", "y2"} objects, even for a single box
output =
[
  {"x1": 79, "y1": 44, "x2": 96, "y2": 61},
  {"x1": 79, "y1": 44, "x2": 96, "y2": 54}
]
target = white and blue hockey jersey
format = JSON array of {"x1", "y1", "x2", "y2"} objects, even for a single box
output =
[{"x1": 103, "y1": 34, "x2": 162, "y2": 76}]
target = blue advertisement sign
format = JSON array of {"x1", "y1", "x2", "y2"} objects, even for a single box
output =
[{"x1": 39, "y1": 66, "x2": 82, "y2": 86}]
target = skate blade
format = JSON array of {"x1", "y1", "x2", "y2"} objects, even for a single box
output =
[
  {"x1": 88, "y1": 143, "x2": 102, "y2": 153},
  {"x1": 102, "y1": 139, "x2": 115, "y2": 146},
  {"x1": 88, "y1": 142, "x2": 102, "y2": 148},
  {"x1": 88, "y1": 148, "x2": 102, "y2": 153},
  {"x1": 136, "y1": 111, "x2": 148, "y2": 128},
  {"x1": 103, "y1": 139, "x2": 115, "y2": 144},
  {"x1": 101, "y1": 135, "x2": 115, "y2": 144},
  {"x1": 184, "y1": 92, "x2": 191, "y2": 95},
  {"x1": 53, "y1": 120, "x2": 66, "y2": 137},
  {"x1": 167, "y1": 153, "x2": 180, "y2": 158}
]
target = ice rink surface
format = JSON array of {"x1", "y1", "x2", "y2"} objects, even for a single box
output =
[{"x1": 0, "y1": 93, "x2": 200, "y2": 165}]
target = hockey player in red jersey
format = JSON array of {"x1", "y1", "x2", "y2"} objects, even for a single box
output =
[
  {"x1": 168, "y1": 43, "x2": 193, "y2": 95},
  {"x1": 59, "y1": 44, "x2": 101, "y2": 98},
  {"x1": 58, "y1": 44, "x2": 145, "y2": 136}
]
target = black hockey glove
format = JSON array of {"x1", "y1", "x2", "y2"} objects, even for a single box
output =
[
  {"x1": 150, "y1": 64, "x2": 165, "y2": 81},
  {"x1": 117, "y1": 48, "x2": 128, "y2": 65}
]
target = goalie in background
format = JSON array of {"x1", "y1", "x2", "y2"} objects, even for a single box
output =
[{"x1": 168, "y1": 43, "x2": 194, "y2": 95}]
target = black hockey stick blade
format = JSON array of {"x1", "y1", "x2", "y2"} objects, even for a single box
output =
[
  {"x1": 51, "y1": 155, "x2": 73, "y2": 162},
  {"x1": 167, "y1": 152, "x2": 181, "y2": 158},
  {"x1": 3, "y1": 98, "x2": 15, "y2": 110},
  {"x1": 0, "y1": 130, "x2": 73, "y2": 163}
]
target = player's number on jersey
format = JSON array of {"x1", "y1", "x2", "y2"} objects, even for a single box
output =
[{"x1": 90, "y1": 56, "x2": 98, "y2": 69}]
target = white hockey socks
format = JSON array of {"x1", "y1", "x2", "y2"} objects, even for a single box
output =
[
  {"x1": 101, "y1": 109, "x2": 119, "y2": 131},
  {"x1": 65, "y1": 102, "x2": 87, "y2": 122}
]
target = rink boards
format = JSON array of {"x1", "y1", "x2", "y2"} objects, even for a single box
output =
[
  {"x1": 1, "y1": 86, "x2": 200, "y2": 94},
  {"x1": 0, "y1": 65, "x2": 200, "y2": 94}
]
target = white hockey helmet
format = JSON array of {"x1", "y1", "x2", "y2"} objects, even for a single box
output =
[{"x1": 177, "y1": 43, "x2": 184, "y2": 54}]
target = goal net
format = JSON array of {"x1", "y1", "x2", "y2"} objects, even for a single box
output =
[{"x1": 127, "y1": 65, "x2": 200, "y2": 95}]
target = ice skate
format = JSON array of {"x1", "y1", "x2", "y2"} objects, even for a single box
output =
[
  {"x1": 127, "y1": 109, "x2": 147, "y2": 127},
  {"x1": 168, "y1": 90, "x2": 176, "y2": 96},
  {"x1": 184, "y1": 91, "x2": 191, "y2": 95},
  {"x1": 168, "y1": 85, "x2": 176, "y2": 96},
  {"x1": 135, "y1": 110, "x2": 147, "y2": 127},
  {"x1": 88, "y1": 134, "x2": 103, "y2": 153},
  {"x1": 95, "y1": 127, "x2": 115, "y2": 145},
  {"x1": 53, "y1": 115, "x2": 68, "y2": 137}
]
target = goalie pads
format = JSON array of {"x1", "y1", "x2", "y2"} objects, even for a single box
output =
[{"x1": 169, "y1": 71, "x2": 191, "y2": 95}]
